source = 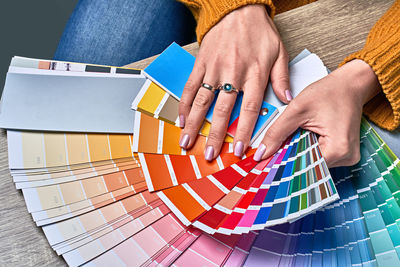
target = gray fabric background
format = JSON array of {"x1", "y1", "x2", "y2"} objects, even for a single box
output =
[{"x1": 0, "y1": 0, "x2": 78, "y2": 93}]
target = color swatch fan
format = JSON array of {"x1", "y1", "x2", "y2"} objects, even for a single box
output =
[
  {"x1": 129, "y1": 43, "x2": 339, "y2": 233},
  {"x1": 134, "y1": 112, "x2": 339, "y2": 234},
  {"x1": 2, "y1": 44, "x2": 400, "y2": 266}
]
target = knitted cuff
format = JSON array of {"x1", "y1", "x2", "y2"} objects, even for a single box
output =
[{"x1": 339, "y1": 2, "x2": 400, "y2": 131}]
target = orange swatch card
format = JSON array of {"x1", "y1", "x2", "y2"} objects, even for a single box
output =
[
  {"x1": 139, "y1": 152, "x2": 242, "y2": 192},
  {"x1": 132, "y1": 111, "x2": 233, "y2": 155}
]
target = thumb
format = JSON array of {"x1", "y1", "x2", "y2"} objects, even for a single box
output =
[
  {"x1": 270, "y1": 43, "x2": 291, "y2": 104},
  {"x1": 253, "y1": 104, "x2": 303, "y2": 161}
]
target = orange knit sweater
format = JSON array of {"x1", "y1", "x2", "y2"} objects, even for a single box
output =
[{"x1": 178, "y1": 0, "x2": 400, "y2": 131}]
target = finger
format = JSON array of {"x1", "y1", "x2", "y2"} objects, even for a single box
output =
[
  {"x1": 205, "y1": 89, "x2": 238, "y2": 161},
  {"x1": 318, "y1": 135, "x2": 361, "y2": 168},
  {"x1": 178, "y1": 60, "x2": 206, "y2": 128},
  {"x1": 270, "y1": 42, "x2": 291, "y2": 104},
  {"x1": 254, "y1": 102, "x2": 305, "y2": 161},
  {"x1": 180, "y1": 70, "x2": 218, "y2": 149},
  {"x1": 233, "y1": 76, "x2": 265, "y2": 157}
]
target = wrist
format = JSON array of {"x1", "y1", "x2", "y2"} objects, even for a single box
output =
[
  {"x1": 227, "y1": 4, "x2": 270, "y2": 25},
  {"x1": 338, "y1": 59, "x2": 381, "y2": 105}
]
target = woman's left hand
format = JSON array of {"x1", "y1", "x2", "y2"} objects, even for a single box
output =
[
  {"x1": 178, "y1": 5, "x2": 291, "y2": 161},
  {"x1": 254, "y1": 59, "x2": 381, "y2": 167}
]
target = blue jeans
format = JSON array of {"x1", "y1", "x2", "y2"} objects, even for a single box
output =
[
  {"x1": 54, "y1": 0, "x2": 196, "y2": 66},
  {"x1": 55, "y1": 0, "x2": 400, "y2": 157}
]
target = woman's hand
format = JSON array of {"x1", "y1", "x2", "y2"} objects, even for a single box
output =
[
  {"x1": 178, "y1": 4, "x2": 291, "y2": 161},
  {"x1": 254, "y1": 59, "x2": 382, "y2": 167}
]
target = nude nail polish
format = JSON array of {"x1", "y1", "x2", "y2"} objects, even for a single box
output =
[
  {"x1": 234, "y1": 141, "x2": 244, "y2": 157},
  {"x1": 180, "y1": 134, "x2": 190, "y2": 148},
  {"x1": 254, "y1": 144, "x2": 266, "y2": 161},
  {"x1": 205, "y1": 146, "x2": 214, "y2": 161},
  {"x1": 285, "y1": 90, "x2": 293, "y2": 101}
]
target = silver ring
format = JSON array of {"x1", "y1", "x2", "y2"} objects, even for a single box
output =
[
  {"x1": 201, "y1": 83, "x2": 215, "y2": 92},
  {"x1": 218, "y1": 83, "x2": 239, "y2": 94}
]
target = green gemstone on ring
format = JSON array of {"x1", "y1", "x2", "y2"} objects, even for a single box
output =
[{"x1": 223, "y1": 83, "x2": 233, "y2": 92}]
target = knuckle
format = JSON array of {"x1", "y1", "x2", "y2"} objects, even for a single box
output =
[
  {"x1": 179, "y1": 99, "x2": 191, "y2": 109},
  {"x1": 207, "y1": 131, "x2": 224, "y2": 144},
  {"x1": 184, "y1": 120, "x2": 199, "y2": 132},
  {"x1": 226, "y1": 56, "x2": 241, "y2": 71},
  {"x1": 250, "y1": 61, "x2": 266, "y2": 76},
  {"x1": 243, "y1": 100, "x2": 260, "y2": 114},
  {"x1": 183, "y1": 80, "x2": 199, "y2": 94},
  {"x1": 287, "y1": 100, "x2": 305, "y2": 115},
  {"x1": 214, "y1": 103, "x2": 231, "y2": 115},
  {"x1": 272, "y1": 71, "x2": 289, "y2": 84},
  {"x1": 280, "y1": 45, "x2": 289, "y2": 60},
  {"x1": 235, "y1": 127, "x2": 251, "y2": 140},
  {"x1": 193, "y1": 92, "x2": 212, "y2": 109},
  {"x1": 196, "y1": 61, "x2": 206, "y2": 73},
  {"x1": 264, "y1": 126, "x2": 281, "y2": 142}
]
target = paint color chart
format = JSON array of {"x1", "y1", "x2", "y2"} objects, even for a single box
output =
[{"x1": 2, "y1": 44, "x2": 400, "y2": 266}]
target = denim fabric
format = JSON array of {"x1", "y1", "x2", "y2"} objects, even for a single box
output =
[{"x1": 54, "y1": 0, "x2": 196, "y2": 66}]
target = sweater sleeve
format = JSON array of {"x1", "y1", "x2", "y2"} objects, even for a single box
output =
[
  {"x1": 339, "y1": 0, "x2": 400, "y2": 131},
  {"x1": 177, "y1": 0, "x2": 276, "y2": 42}
]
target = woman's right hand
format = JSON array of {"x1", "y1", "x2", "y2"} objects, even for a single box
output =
[{"x1": 254, "y1": 59, "x2": 382, "y2": 167}]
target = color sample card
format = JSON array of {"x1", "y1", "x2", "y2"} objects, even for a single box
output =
[
  {"x1": 10, "y1": 56, "x2": 141, "y2": 75},
  {"x1": 15, "y1": 161, "x2": 140, "y2": 189},
  {"x1": 132, "y1": 111, "x2": 234, "y2": 155},
  {"x1": 0, "y1": 64, "x2": 145, "y2": 133},
  {"x1": 139, "y1": 152, "x2": 241, "y2": 192},
  {"x1": 131, "y1": 79, "x2": 180, "y2": 125},
  {"x1": 33, "y1": 183, "x2": 147, "y2": 226},
  {"x1": 22, "y1": 167, "x2": 146, "y2": 213},
  {"x1": 132, "y1": 79, "x2": 234, "y2": 142},
  {"x1": 7, "y1": 130, "x2": 134, "y2": 170},
  {"x1": 143, "y1": 42, "x2": 278, "y2": 143}
]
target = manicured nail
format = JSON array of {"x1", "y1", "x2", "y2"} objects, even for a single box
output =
[
  {"x1": 180, "y1": 134, "x2": 190, "y2": 148},
  {"x1": 234, "y1": 141, "x2": 244, "y2": 157},
  {"x1": 205, "y1": 146, "x2": 214, "y2": 161},
  {"x1": 179, "y1": 115, "x2": 185, "y2": 128},
  {"x1": 285, "y1": 90, "x2": 293, "y2": 101},
  {"x1": 254, "y1": 144, "x2": 266, "y2": 161}
]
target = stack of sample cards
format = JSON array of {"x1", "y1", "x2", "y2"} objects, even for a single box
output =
[
  {"x1": 243, "y1": 118, "x2": 400, "y2": 266},
  {"x1": 134, "y1": 113, "x2": 338, "y2": 234},
  {"x1": 2, "y1": 42, "x2": 399, "y2": 266}
]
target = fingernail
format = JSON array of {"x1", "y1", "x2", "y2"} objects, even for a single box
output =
[
  {"x1": 179, "y1": 115, "x2": 185, "y2": 128},
  {"x1": 234, "y1": 141, "x2": 244, "y2": 157},
  {"x1": 254, "y1": 144, "x2": 266, "y2": 161},
  {"x1": 205, "y1": 146, "x2": 214, "y2": 161},
  {"x1": 180, "y1": 134, "x2": 190, "y2": 148},
  {"x1": 285, "y1": 90, "x2": 293, "y2": 101}
]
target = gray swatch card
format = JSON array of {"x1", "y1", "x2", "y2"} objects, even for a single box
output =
[{"x1": 0, "y1": 72, "x2": 146, "y2": 133}]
